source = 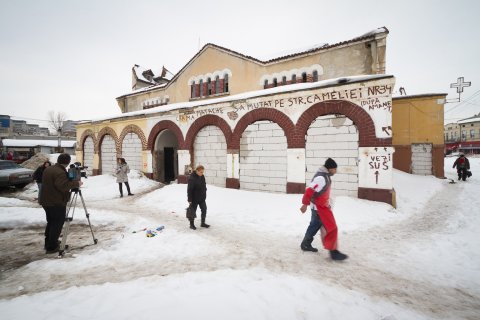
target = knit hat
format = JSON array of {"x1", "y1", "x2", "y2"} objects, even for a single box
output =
[{"x1": 324, "y1": 158, "x2": 337, "y2": 169}]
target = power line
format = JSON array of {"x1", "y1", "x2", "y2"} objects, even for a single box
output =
[{"x1": 445, "y1": 89, "x2": 480, "y2": 114}]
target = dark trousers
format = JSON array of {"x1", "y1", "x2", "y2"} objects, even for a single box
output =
[
  {"x1": 457, "y1": 168, "x2": 467, "y2": 181},
  {"x1": 190, "y1": 201, "x2": 207, "y2": 221},
  {"x1": 118, "y1": 182, "x2": 131, "y2": 195},
  {"x1": 43, "y1": 206, "x2": 66, "y2": 250},
  {"x1": 304, "y1": 208, "x2": 322, "y2": 242}
]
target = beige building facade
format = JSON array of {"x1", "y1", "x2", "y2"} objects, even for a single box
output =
[{"x1": 77, "y1": 28, "x2": 399, "y2": 205}]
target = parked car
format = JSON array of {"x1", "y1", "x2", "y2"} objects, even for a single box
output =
[{"x1": 0, "y1": 160, "x2": 34, "y2": 189}]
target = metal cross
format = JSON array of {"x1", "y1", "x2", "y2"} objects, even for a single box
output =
[{"x1": 450, "y1": 77, "x2": 471, "y2": 94}]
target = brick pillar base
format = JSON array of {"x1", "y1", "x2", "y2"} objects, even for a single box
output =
[
  {"x1": 358, "y1": 187, "x2": 396, "y2": 207},
  {"x1": 226, "y1": 178, "x2": 240, "y2": 189},
  {"x1": 144, "y1": 173, "x2": 153, "y2": 179},
  {"x1": 287, "y1": 182, "x2": 305, "y2": 194},
  {"x1": 177, "y1": 175, "x2": 188, "y2": 184}
]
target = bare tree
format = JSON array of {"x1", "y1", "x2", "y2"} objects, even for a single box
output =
[{"x1": 48, "y1": 111, "x2": 67, "y2": 150}]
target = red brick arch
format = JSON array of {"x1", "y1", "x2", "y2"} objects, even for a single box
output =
[
  {"x1": 79, "y1": 129, "x2": 96, "y2": 152},
  {"x1": 147, "y1": 120, "x2": 185, "y2": 150},
  {"x1": 295, "y1": 100, "x2": 392, "y2": 148},
  {"x1": 96, "y1": 127, "x2": 120, "y2": 154},
  {"x1": 185, "y1": 115, "x2": 232, "y2": 150},
  {"x1": 119, "y1": 124, "x2": 148, "y2": 151},
  {"x1": 229, "y1": 108, "x2": 296, "y2": 149}
]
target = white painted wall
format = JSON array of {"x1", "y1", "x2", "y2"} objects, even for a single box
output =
[
  {"x1": 239, "y1": 121, "x2": 287, "y2": 193},
  {"x1": 193, "y1": 125, "x2": 227, "y2": 187},
  {"x1": 411, "y1": 143, "x2": 432, "y2": 175},
  {"x1": 305, "y1": 115, "x2": 359, "y2": 197},
  {"x1": 121, "y1": 133, "x2": 142, "y2": 171},
  {"x1": 83, "y1": 137, "x2": 94, "y2": 176},
  {"x1": 100, "y1": 135, "x2": 116, "y2": 175}
]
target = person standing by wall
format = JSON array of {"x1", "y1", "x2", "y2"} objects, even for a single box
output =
[
  {"x1": 300, "y1": 158, "x2": 348, "y2": 261},
  {"x1": 187, "y1": 165, "x2": 210, "y2": 230},
  {"x1": 453, "y1": 153, "x2": 470, "y2": 181},
  {"x1": 116, "y1": 158, "x2": 133, "y2": 197},
  {"x1": 33, "y1": 161, "x2": 51, "y2": 204},
  {"x1": 40, "y1": 154, "x2": 82, "y2": 253}
]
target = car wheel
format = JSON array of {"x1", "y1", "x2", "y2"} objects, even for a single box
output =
[{"x1": 15, "y1": 184, "x2": 27, "y2": 189}]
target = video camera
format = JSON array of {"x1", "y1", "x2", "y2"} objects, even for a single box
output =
[{"x1": 68, "y1": 162, "x2": 88, "y2": 181}]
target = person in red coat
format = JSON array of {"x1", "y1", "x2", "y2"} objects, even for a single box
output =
[{"x1": 300, "y1": 158, "x2": 348, "y2": 261}]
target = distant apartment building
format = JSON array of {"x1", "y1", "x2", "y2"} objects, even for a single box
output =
[
  {"x1": 62, "y1": 120, "x2": 79, "y2": 137},
  {"x1": 0, "y1": 115, "x2": 12, "y2": 138},
  {"x1": 445, "y1": 113, "x2": 480, "y2": 154}
]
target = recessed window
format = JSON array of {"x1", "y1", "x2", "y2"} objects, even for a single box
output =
[
  {"x1": 313, "y1": 70, "x2": 318, "y2": 82},
  {"x1": 292, "y1": 74, "x2": 296, "y2": 84},
  {"x1": 224, "y1": 74, "x2": 229, "y2": 92},
  {"x1": 264, "y1": 79, "x2": 268, "y2": 89},
  {"x1": 215, "y1": 75, "x2": 220, "y2": 94},
  {"x1": 207, "y1": 78, "x2": 212, "y2": 96},
  {"x1": 191, "y1": 82, "x2": 195, "y2": 98},
  {"x1": 282, "y1": 76, "x2": 287, "y2": 85},
  {"x1": 302, "y1": 72, "x2": 307, "y2": 83},
  {"x1": 199, "y1": 79, "x2": 204, "y2": 96},
  {"x1": 273, "y1": 78, "x2": 277, "y2": 87}
]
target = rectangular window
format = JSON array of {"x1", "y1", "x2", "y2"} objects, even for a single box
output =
[
  {"x1": 470, "y1": 129, "x2": 475, "y2": 138},
  {"x1": 224, "y1": 74, "x2": 229, "y2": 92},
  {"x1": 199, "y1": 80, "x2": 204, "y2": 96},
  {"x1": 292, "y1": 74, "x2": 296, "y2": 84},
  {"x1": 282, "y1": 76, "x2": 287, "y2": 85},
  {"x1": 191, "y1": 84, "x2": 195, "y2": 98},
  {"x1": 264, "y1": 80, "x2": 268, "y2": 89}
]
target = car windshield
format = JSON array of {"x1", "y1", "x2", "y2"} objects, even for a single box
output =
[{"x1": 0, "y1": 162, "x2": 22, "y2": 170}]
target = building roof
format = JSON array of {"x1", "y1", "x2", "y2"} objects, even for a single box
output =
[
  {"x1": 117, "y1": 27, "x2": 389, "y2": 99},
  {"x1": 2, "y1": 139, "x2": 76, "y2": 148},
  {"x1": 458, "y1": 114, "x2": 480, "y2": 124},
  {"x1": 393, "y1": 93, "x2": 448, "y2": 100}
]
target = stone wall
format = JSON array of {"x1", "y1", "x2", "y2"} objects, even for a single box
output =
[
  {"x1": 305, "y1": 115, "x2": 359, "y2": 197},
  {"x1": 193, "y1": 125, "x2": 227, "y2": 187},
  {"x1": 239, "y1": 121, "x2": 287, "y2": 193},
  {"x1": 122, "y1": 133, "x2": 142, "y2": 171}
]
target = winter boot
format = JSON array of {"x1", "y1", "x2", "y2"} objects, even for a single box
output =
[
  {"x1": 189, "y1": 219, "x2": 197, "y2": 230},
  {"x1": 201, "y1": 217, "x2": 210, "y2": 228},
  {"x1": 300, "y1": 237, "x2": 318, "y2": 252},
  {"x1": 330, "y1": 250, "x2": 348, "y2": 261}
]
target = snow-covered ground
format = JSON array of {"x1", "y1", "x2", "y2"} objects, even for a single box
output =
[{"x1": 0, "y1": 157, "x2": 479, "y2": 319}]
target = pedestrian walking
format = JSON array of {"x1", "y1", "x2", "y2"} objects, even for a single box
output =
[
  {"x1": 453, "y1": 153, "x2": 470, "y2": 181},
  {"x1": 300, "y1": 158, "x2": 348, "y2": 261},
  {"x1": 187, "y1": 165, "x2": 210, "y2": 230}
]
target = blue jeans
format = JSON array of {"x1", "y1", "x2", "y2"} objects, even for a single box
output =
[{"x1": 304, "y1": 208, "x2": 322, "y2": 242}]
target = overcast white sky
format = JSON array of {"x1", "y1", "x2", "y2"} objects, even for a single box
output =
[{"x1": 1, "y1": 0, "x2": 479, "y2": 127}]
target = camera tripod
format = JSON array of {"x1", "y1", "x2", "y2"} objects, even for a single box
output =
[{"x1": 58, "y1": 188, "x2": 98, "y2": 257}]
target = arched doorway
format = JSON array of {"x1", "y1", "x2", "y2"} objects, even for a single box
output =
[
  {"x1": 121, "y1": 133, "x2": 142, "y2": 171},
  {"x1": 100, "y1": 135, "x2": 116, "y2": 175},
  {"x1": 193, "y1": 125, "x2": 227, "y2": 187},
  {"x1": 154, "y1": 130, "x2": 179, "y2": 183},
  {"x1": 305, "y1": 115, "x2": 359, "y2": 197},
  {"x1": 83, "y1": 136, "x2": 94, "y2": 176},
  {"x1": 239, "y1": 120, "x2": 287, "y2": 193}
]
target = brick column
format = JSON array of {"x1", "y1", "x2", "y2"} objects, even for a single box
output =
[
  {"x1": 143, "y1": 150, "x2": 153, "y2": 179},
  {"x1": 226, "y1": 149, "x2": 240, "y2": 189},
  {"x1": 286, "y1": 148, "x2": 306, "y2": 194},
  {"x1": 92, "y1": 153, "x2": 100, "y2": 176}
]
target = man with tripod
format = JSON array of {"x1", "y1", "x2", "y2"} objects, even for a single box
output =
[{"x1": 40, "y1": 154, "x2": 82, "y2": 254}]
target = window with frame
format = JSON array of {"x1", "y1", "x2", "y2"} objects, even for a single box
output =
[
  {"x1": 207, "y1": 78, "x2": 212, "y2": 96},
  {"x1": 291, "y1": 74, "x2": 296, "y2": 84},
  {"x1": 282, "y1": 76, "x2": 287, "y2": 85},
  {"x1": 215, "y1": 75, "x2": 220, "y2": 94},
  {"x1": 273, "y1": 78, "x2": 277, "y2": 87},
  {"x1": 199, "y1": 79, "x2": 204, "y2": 96},
  {"x1": 302, "y1": 72, "x2": 307, "y2": 83},
  {"x1": 191, "y1": 82, "x2": 196, "y2": 98},
  {"x1": 470, "y1": 129, "x2": 475, "y2": 138},
  {"x1": 313, "y1": 70, "x2": 318, "y2": 82},
  {"x1": 224, "y1": 74, "x2": 229, "y2": 92},
  {"x1": 264, "y1": 79, "x2": 268, "y2": 89}
]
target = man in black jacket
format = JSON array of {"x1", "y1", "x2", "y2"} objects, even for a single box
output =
[
  {"x1": 41, "y1": 154, "x2": 82, "y2": 253},
  {"x1": 453, "y1": 153, "x2": 471, "y2": 181},
  {"x1": 187, "y1": 165, "x2": 209, "y2": 230}
]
